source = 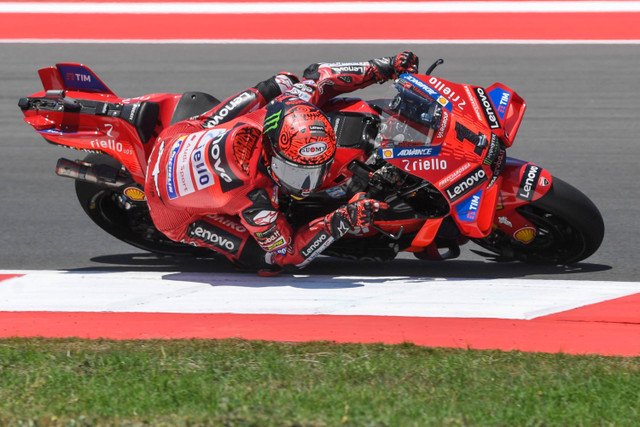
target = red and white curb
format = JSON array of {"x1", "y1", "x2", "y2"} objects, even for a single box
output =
[{"x1": 2, "y1": 271, "x2": 639, "y2": 356}]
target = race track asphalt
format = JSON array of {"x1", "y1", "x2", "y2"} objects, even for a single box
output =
[{"x1": 1, "y1": 43, "x2": 638, "y2": 282}]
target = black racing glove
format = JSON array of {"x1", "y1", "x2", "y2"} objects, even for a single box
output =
[
  {"x1": 324, "y1": 192, "x2": 388, "y2": 239},
  {"x1": 370, "y1": 51, "x2": 419, "y2": 82},
  {"x1": 254, "y1": 72, "x2": 300, "y2": 103},
  {"x1": 394, "y1": 51, "x2": 419, "y2": 76}
]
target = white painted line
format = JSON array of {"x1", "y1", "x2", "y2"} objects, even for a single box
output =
[
  {"x1": 2, "y1": 270, "x2": 639, "y2": 320},
  {"x1": 2, "y1": 1, "x2": 640, "y2": 14}
]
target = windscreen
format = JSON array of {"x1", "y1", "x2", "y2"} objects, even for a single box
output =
[{"x1": 374, "y1": 79, "x2": 444, "y2": 149}]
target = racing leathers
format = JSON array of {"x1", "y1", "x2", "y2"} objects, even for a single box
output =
[{"x1": 144, "y1": 52, "x2": 418, "y2": 273}]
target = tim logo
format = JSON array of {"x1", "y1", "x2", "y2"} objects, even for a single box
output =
[{"x1": 65, "y1": 72, "x2": 91, "y2": 82}]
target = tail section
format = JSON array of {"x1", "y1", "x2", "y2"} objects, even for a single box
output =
[{"x1": 38, "y1": 63, "x2": 115, "y2": 96}]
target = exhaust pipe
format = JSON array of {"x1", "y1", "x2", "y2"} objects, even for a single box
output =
[{"x1": 55, "y1": 158, "x2": 131, "y2": 187}]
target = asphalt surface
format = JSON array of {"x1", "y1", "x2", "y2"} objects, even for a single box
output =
[{"x1": 1, "y1": 43, "x2": 638, "y2": 281}]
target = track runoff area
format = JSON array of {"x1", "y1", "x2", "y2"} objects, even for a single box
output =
[
  {"x1": 2, "y1": 1, "x2": 639, "y2": 356},
  {"x1": 2, "y1": 272, "x2": 640, "y2": 356}
]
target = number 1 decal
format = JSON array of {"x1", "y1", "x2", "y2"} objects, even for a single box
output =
[{"x1": 455, "y1": 122, "x2": 486, "y2": 156}]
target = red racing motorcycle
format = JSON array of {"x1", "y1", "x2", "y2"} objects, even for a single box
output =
[{"x1": 18, "y1": 60, "x2": 604, "y2": 265}]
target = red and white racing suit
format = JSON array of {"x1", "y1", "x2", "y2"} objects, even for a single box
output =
[{"x1": 144, "y1": 56, "x2": 411, "y2": 273}]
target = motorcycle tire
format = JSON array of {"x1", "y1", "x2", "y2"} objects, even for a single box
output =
[
  {"x1": 472, "y1": 176, "x2": 604, "y2": 265},
  {"x1": 74, "y1": 153, "x2": 214, "y2": 257}
]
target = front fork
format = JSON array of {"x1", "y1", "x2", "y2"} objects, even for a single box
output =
[{"x1": 489, "y1": 158, "x2": 554, "y2": 244}]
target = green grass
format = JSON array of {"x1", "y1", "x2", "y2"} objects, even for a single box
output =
[{"x1": 0, "y1": 338, "x2": 639, "y2": 426}]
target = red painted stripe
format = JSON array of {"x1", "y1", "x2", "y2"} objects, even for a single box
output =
[
  {"x1": 1, "y1": 309, "x2": 638, "y2": 356},
  {"x1": 1, "y1": 12, "x2": 639, "y2": 40},
  {"x1": 0, "y1": 274, "x2": 23, "y2": 282},
  {"x1": 542, "y1": 292, "x2": 640, "y2": 324}
]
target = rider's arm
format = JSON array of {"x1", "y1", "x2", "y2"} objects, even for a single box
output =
[
  {"x1": 292, "y1": 51, "x2": 419, "y2": 107},
  {"x1": 239, "y1": 190, "x2": 385, "y2": 273},
  {"x1": 194, "y1": 72, "x2": 298, "y2": 128}
]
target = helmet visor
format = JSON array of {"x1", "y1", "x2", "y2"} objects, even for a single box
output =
[{"x1": 271, "y1": 153, "x2": 332, "y2": 197}]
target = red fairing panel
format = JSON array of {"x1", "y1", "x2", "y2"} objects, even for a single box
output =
[{"x1": 493, "y1": 158, "x2": 554, "y2": 243}]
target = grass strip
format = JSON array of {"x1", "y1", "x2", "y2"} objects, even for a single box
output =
[{"x1": 0, "y1": 337, "x2": 639, "y2": 426}]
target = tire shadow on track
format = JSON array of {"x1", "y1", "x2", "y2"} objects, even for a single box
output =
[{"x1": 68, "y1": 252, "x2": 612, "y2": 280}]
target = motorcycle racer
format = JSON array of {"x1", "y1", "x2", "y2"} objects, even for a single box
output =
[{"x1": 144, "y1": 52, "x2": 419, "y2": 275}]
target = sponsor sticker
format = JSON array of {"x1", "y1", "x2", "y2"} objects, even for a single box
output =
[
  {"x1": 428, "y1": 76, "x2": 467, "y2": 111},
  {"x1": 464, "y1": 85, "x2": 484, "y2": 122},
  {"x1": 437, "y1": 162, "x2": 472, "y2": 189},
  {"x1": 400, "y1": 158, "x2": 448, "y2": 173},
  {"x1": 514, "y1": 226, "x2": 536, "y2": 244},
  {"x1": 498, "y1": 216, "x2": 513, "y2": 228},
  {"x1": 191, "y1": 133, "x2": 217, "y2": 192},
  {"x1": 325, "y1": 62, "x2": 368, "y2": 75},
  {"x1": 202, "y1": 91, "x2": 255, "y2": 128},
  {"x1": 187, "y1": 221, "x2": 243, "y2": 255},
  {"x1": 175, "y1": 132, "x2": 200, "y2": 197},
  {"x1": 266, "y1": 237, "x2": 287, "y2": 252},
  {"x1": 489, "y1": 87, "x2": 511, "y2": 120},
  {"x1": 474, "y1": 87, "x2": 500, "y2": 129},
  {"x1": 436, "y1": 109, "x2": 450, "y2": 140},
  {"x1": 207, "y1": 128, "x2": 242, "y2": 193},
  {"x1": 483, "y1": 134, "x2": 501, "y2": 166},
  {"x1": 455, "y1": 189, "x2": 483, "y2": 222},
  {"x1": 57, "y1": 64, "x2": 110, "y2": 93},
  {"x1": 517, "y1": 164, "x2": 542, "y2": 201},
  {"x1": 299, "y1": 142, "x2": 328, "y2": 158},
  {"x1": 298, "y1": 230, "x2": 334, "y2": 267},
  {"x1": 401, "y1": 74, "x2": 453, "y2": 112},
  {"x1": 251, "y1": 210, "x2": 278, "y2": 226},
  {"x1": 330, "y1": 65, "x2": 366, "y2": 74},
  {"x1": 378, "y1": 146, "x2": 442, "y2": 159},
  {"x1": 166, "y1": 137, "x2": 185, "y2": 200},
  {"x1": 207, "y1": 214, "x2": 247, "y2": 233},
  {"x1": 123, "y1": 187, "x2": 146, "y2": 201},
  {"x1": 254, "y1": 225, "x2": 288, "y2": 252},
  {"x1": 444, "y1": 166, "x2": 488, "y2": 202}
]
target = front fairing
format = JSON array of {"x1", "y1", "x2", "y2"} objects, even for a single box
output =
[{"x1": 375, "y1": 74, "x2": 526, "y2": 238}]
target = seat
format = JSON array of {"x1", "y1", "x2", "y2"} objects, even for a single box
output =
[{"x1": 170, "y1": 91, "x2": 221, "y2": 125}]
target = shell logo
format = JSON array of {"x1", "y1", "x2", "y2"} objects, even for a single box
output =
[
  {"x1": 124, "y1": 187, "x2": 146, "y2": 201},
  {"x1": 513, "y1": 226, "x2": 536, "y2": 244},
  {"x1": 382, "y1": 149, "x2": 394, "y2": 159}
]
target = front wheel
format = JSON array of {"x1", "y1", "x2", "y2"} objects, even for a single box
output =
[{"x1": 472, "y1": 177, "x2": 604, "y2": 265}]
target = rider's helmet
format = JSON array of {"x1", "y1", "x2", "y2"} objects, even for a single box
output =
[{"x1": 262, "y1": 96, "x2": 336, "y2": 197}]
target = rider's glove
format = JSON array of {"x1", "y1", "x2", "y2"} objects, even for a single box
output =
[
  {"x1": 255, "y1": 72, "x2": 300, "y2": 102},
  {"x1": 274, "y1": 72, "x2": 299, "y2": 94},
  {"x1": 324, "y1": 192, "x2": 388, "y2": 239},
  {"x1": 393, "y1": 51, "x2": 419, "y2": 76},
  {"x1": 370, "y1": 51, "x2": 419, "y2": 82}
]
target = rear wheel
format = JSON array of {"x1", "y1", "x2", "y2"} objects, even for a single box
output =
[
  {"x1": 75, "y1": 154, "x2": 213, "y2": 257},
  {"x1": 472, "y1": 177, "x2": 604, "y2": 264}
]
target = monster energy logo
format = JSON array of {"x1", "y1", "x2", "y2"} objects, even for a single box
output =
[{"x1": 264, "y1": 110, "x2": 282, "y2": 133}]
